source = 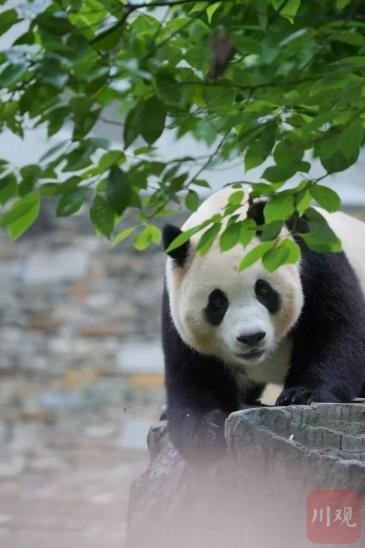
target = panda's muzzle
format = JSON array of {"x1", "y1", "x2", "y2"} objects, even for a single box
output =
[
  {"x1": 235, "y1": 331, "x2": 266, "y2": 361},
  {"x1": 236, "y1": 331, "x2": 266, "y2": 346},
  {"x1": 236, "y1": 349, "x2": 265, "y2": 360}
]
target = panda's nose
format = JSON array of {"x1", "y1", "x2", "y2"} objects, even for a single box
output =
[{"x1": 236, "y1": 331, "x2": 266, "y2": 346}]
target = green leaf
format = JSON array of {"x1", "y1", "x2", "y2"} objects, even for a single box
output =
[
  {"x1": 7, "y1": 196, "x2": 40, "y2": 240},
  {"x1": 196, "y1": 223, "x2": 222, "y2": 256},
  {"x1": 106, "y1": 166, "x2": 131, "y2": 215},
  {"x1": 302, "y1": 221, "x2": 342, "y2": 253},
  {"x1": 0, "y1": 64, "x2": 24, "y2": 88},
  {"x1": 190, "y1": 2, "x2": 206, "y2": 13},
  {"x1": 262, "y1": 161, "x2": 309, "y2": 183},
  {"x1": 238, "y1": 242, "x2": 274, "y2": 271},
  {"x1": 40, "y1": 177, "x2": 80, "y2": 197},
  {"x1": 0, "y1": 193, "x2": 39, "y2": 227},
  {"x1": 295, "y1": 188, "x2": 312, "y2": 216},
  {"x1": 112, "y1": 226, "x2": 136, "y2": 246},
  {"x1": 334, "y1": 31, "x2": 365, "y2": 47},
  {"x1": 244, "y1": 122, "x2": 276, "y2": 171},
  {"x1": 310, "y1": 185, "x2": 341, "y2": 213},
  {"x1": 124, "y1": 105, "x2": 142, "y2": 148},
  {"x1": 220, "y1": 222, "x2": 241, "y2": 251},
  {"x1": 185, "y1": 189, "x2": 199, "y2": 211},
  {"x1": 239, "y1": 218, "x2": 257, "y2": 247},
  {"x1": 0, "y1": 193, "x2": 40, "y2": 239},
  {"x1": 262, "y1": 245, "x2": 290, "y2": 272},
  {"x1": 264, "y1": 193, "x2": 295, "y2": 223},
  {"x1": 19, "y1": 165, "x2": 42, "y2": 196},
  {"x1": 63, "y1": 146, "x2": 92, "y2": 172},
  {"x1": 90, "y1": 195, "x2": 114, "y2": 238},
  {"x1": 234, "y1": 36, "x2": 261, "y2": 55},
  {"x1": 260, "y1": 220, "x2": 283, "y2": 241},
  {"x1": 262, "y1": 239, "x2": 300, "y2": 272},
  {"x1": 134, "y1": 224, "x2": 161, "y2": 251},
  {"x1": 340, "y1": 120, "x2": 363, "y2": 161},
  {"x1": 272, "y1": 0, "x2": 301, "y2": 22},
  {"x1": 228, "y1": 190, "x2": 244, "y2": 206},
  {"x1": 140, "y1": 97, "x2": 166, "y2": 145},
  {"x1": 124, "y1": 98, "x2": 166, "y2": 148},
  {"x1": 206, "y1": 2, "x2": 221, "y2": 23},
  {"x1": 0, "y1": 9, "x2": 18, "y2": 37},
  {"x1": 336, "y1": 0, "x2": 350, "y2": 9},
  {"x1": 93, "y1": 24, "x2": 123, "y2": 50},
  {"x1": 0, "y1": 173, "x2": 17, "y2": 205},
  {"x1": 56, "y1": 187, "x2": 88, "y2": 217},
  {"x1": 192, "y1": 179, "x2": 210, "y2": 188},
  {"x1": 318, "y1": 151, "x2": 357, "y2": 174},
  {"x1": 285, "y1": 239, "x2": 301, "y2": 263},
  {"x1": 166, "y1": 224, "x2": 202, "y2": 253},
  {"x1": 99, "y1": 150, "x2": 125, "y2": 170},
  {"x1": 316, "y1": 121, "x2": 363, "y2": 174}
]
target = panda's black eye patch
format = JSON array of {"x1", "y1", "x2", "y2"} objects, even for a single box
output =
[
  {"x1": 204, "y1": 289, "x2": 229, "y2": 326},
  {"x1": 255, "y1": 279, "x2": 280, "y2": 314}
]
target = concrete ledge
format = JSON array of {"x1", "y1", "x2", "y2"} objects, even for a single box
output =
[{"x1": 127, "y1": 403, "x2": 365, "y2": 548}]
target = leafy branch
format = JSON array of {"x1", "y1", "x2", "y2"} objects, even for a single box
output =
[{"x1": 0, "y1": 0, "x2": 364, "y2": 264}]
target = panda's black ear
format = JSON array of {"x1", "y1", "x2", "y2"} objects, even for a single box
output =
[
  {"x1": 247, "y1": 199, "x2": 266, "y2": 226},
  {"x1": 162, "y1": 224, "x2": 190, "y2": 267}
]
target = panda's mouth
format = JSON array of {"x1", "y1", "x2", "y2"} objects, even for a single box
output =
[{"x1": 236, "y1": 349, "x2": 265, "y2": 360}]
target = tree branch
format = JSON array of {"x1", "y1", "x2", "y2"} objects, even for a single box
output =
[{"x1": 91, "y1": 0, "x2": 234, "y2": 45}]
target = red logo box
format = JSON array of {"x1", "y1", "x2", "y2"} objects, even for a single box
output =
[{"x1": 307, "y1": 489, "x2": 361, "y2": 544}]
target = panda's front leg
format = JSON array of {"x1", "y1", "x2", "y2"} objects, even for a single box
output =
[
  {"x1": 168, "y1": 403, "x2": 227, "y2": 461},
  {"x1": 162, "y1": 295, "x2": 239, "y2": 462},
  {"x1": 276, "y1": 351, "x2": 352, "y2": 406},
  {"x1": 165, "y1": 349, "x2": 239, "y2": 463},
  {"x1": 276, "y1": 332, "x2": 365, "y2": 406},
  {"x1": 166, "y1": 367, "x2": 239, "y2": 462}
]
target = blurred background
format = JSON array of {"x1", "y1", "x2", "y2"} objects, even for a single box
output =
[{"x1": 0, "y1": 203, "x2": 166, "y2": 548}]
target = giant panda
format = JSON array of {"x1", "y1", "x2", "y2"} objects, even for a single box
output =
[{"x1": 161, "y1": 185, "x2": 365, "y2": 460}]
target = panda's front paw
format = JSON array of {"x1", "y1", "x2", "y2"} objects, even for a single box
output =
[
  {"x1": 276, "y1": 386, "x2": 339, "y2": 406},
  {"x1": 200, "y1": 408, "x2": 226, "y2": 447},
  {"x1": 169, "y1": 408, "x2": 226, "y2": 463},
  {"x1": 276, "y1": 386, "x2": 315, "y2": 406}
]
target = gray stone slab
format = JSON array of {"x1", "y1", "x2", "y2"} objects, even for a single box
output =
[{"x1": 127, "y1": 403, "x2": 365, "y2": 548}]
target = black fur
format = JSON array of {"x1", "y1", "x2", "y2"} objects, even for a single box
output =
[
  {"x1": 162, "y1": 244, "x2": 365, "y2": 461},
  {"x1": 277, "y1": 241, "x2": 365, "y2": 405},
  {"x1": 162, "y1": 224, "x2": 190, "y2": 266},
  {"x1": 204, "y1": 289, "x2": 229, "y2": 326},
  {"x1": 255, "y1": 279, "x2": 280, "y2": 314}
]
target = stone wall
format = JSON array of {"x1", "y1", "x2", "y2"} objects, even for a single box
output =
[
  {"x1": 0, "y1": 205, "x2": 167, "y2": 451},
  {"x1": 0, "y1": 204, "x2": 172, "y2": 546}
]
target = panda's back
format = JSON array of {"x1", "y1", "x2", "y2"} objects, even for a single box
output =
[{"x1": 324, "y1": 210, "x2": 365, "y2": 296}]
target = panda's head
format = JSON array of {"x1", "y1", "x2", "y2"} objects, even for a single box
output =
[{"x1": 163, "y1": 187, "x2": 304, "y2": 369}]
